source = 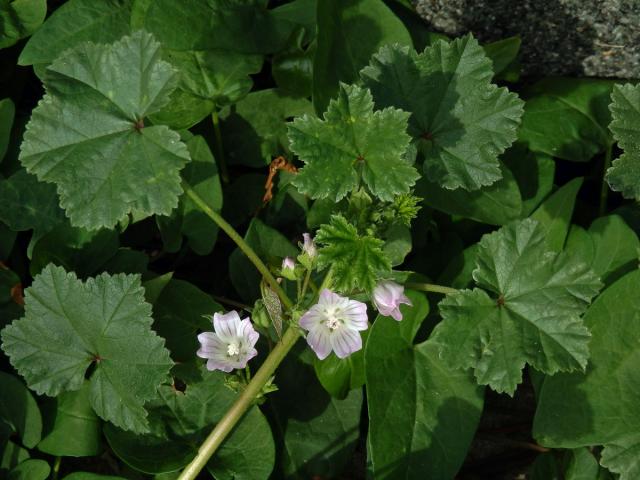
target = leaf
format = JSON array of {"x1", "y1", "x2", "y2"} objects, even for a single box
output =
[
  {"x1": 105, "y1": 367, "x2": 275, "y2": 479},
  {"x1": 432, "y1": 218, "x2": 602, "y2": 394},
  {"x1": 1, "y1": 441, "x2": 29, "y2": 471},
  {"x1": 157, "y1": 135, "x2": 222, "y2": 255},
  {"x1": 0, "y1": 169, "x2": 65, "y2": 237},
  {"x1": 483, "y1": 36, "x2": 521, "y2": 81},
  {"x1": 268, "y1": 348, "x2": 363, "y2": 479},
  {"x1": 20, "y1": 31, "x2": 190, "y2": 229},
  {"x1": 62, "y1": 474, "x2": 125, "y2": 480},
  {"x1": 152, "y1": 279, "x2": 222, "y2": 363},
  {"x1": 606, "y1": 83, "x2": 640, "y2": 200},
  {"x1": 0, "y1": 0, "x2": 47, "y2": 49},
  {"x1": 18, "y1": 0, "x2": 132, "y2": 66},
  {"x1": 533, "y1": 270, "x2": 640, "y2": 480},
  {"x1": 366, "y1": 291, "x2": 484, "y2": 479},
  {"x1": 272, "y1": 28, "x2": 314, "y2": 98},
  {"x1": 0, "y1": 98, "x2": 14, "y2": 162},
  {"x1": 529, "y1": 448, "x2": 602, "y2": 480},
  {"x1": 316, "y1": 215, "x2": 391, "y2": 293},
  {"x1": 417, "y1": 161, "x2": 522, "y2": 225},
  {"x1": 313, "y1": 330, "x2": 367, "y2": 399},
  {"x1": 219, "y1": 89, "x2": 313, "y2": 168},
  {"x1": 38, "y1": 381, "x2": 102, "y2": 457},
  {"x1": 1, "y1": 264, "x2": 173, "y2": 433},
  {"x1": 0, "y1": 371, "x2": 42, "y2": 448},
  {"x1": 519, "y1": 78, "x2": 615, "y2": 162},
  {"x1": 289, "y1": 83, "x2": 417, "y2": 202},
  {"x1": 7, "y1": 459, "x2": 49, "y2": 480},
  {"x1": 530, "y1": 177, "x2": 583, "y2": 252},
  {"x1": 361, "y1": 37, "x2": 524, "y2": 191},
  {"x1": 313, "y1": 0, "x2": 410, "y2": 114}
]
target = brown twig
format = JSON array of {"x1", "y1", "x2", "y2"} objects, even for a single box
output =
[{"x1": 262, "y1": 156, "x2": 298, "y2": 203}]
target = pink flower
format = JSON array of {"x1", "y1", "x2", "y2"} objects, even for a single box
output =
[
  {"x1": 300, "y1": 289, "x2": 368, "y2": 360},
  {"x1": 197, "y1": 311, "x2": 259, "y2": 372},
  {"x1": 373, "y1": 281, "x2": 412, "y2": 321},
  {"x1": 282, "y1": 256, "x2": 295, "y2": 271},
  {"x1": 302, "y1": 233, "x2": 317, "y2": 258}
]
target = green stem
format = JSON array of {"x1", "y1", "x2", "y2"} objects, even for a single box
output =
[
  {"x1": 211, "y1": 110, "x2": 229, "y2": 184},
  {"x1": 405, "y1": 282, "x2": 458, "y2": 295},
  {"x1": 599, "y1": 142, "x2": 613, "y2": 217},
  {"x1": 300, "y1": 268, "x2": 312, "y2": 301},
  {"x1": 183, "y1": 180, "x2": 293, "y2": 310},
  {"x1": 177, "y1": 327, "x2": 301, "y2": 480},
  {"x1": 51, "y1": 456, "x2": 61, "y2": 480}
]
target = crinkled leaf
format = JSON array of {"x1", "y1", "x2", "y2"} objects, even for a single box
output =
[
  {"x1": 157, "y1": 135, "x2": 222, "y2": 255},
  {"x1": 519, "y1": 78, "x2": 615, "y2": 162},
  {"x1": 0, "y1": 0, "x2": 47, "y2": 49},
  {"x1": 0, "y1": 98, "x2": 15, "y2": 162},
  {"x1": 316, "y1": 215, "x2": 391, "y2": 293},
  {"x1": 289, "y1": 83, "x2": 417, "y2": 202},
  {"x1": 20, "y1": 31, "x2": 190, "y2": 229},
  {"x1": 18, "y1": 0, "x2": 133, "y2": 66},
  {"x1": 606, "y1": 83, "x2": 640, "y2": 200},
  {"x1": 105, "y1": 367, "x2": 275, "y2": 478},
  {"x1": 361, "y1": 37, "x2": 523, "y2": 191},
  {"x1": 366, "y1": 291, "x2": 483, "y2": 479},
  {"x1": 0, "y1": 264, "x2": 173, "y2": 433},
  {"x1": 534, "y1": 270, "x2": 640, "y2": 480},
  {"x1": 432, "y1": 218, "x2": 602, "y2": 394},
  {"x1": 0, "y1": 169, "x2": 65, "y2": 236},
  {"x1": 0, "y1": 371, "x2": 42, "y2": 448}
]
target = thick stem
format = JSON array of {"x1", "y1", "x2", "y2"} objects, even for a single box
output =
[
  {"x1": 178, "y1": 327, "x2": 300, "y2": 480},
  {"x1": 183, "y1": 180, "x2": 293, "y2": 311},
  {"x1": 405, "y1": 282, "x2": 458, "y2": 295},
  {"x1": 211, "y1": 110, "x2": 229, "y2": 184},
  {"x1": 599, "y1": 142, "x2": 613, "y2": 217}
]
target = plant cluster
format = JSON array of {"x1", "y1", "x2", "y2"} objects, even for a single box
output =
[{"x1": 1, "y1": 1, "x2": 639, "y2": 480}]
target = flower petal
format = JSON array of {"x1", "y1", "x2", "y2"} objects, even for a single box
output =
[
  {"x1": 206, "y1": 358, "x2": 234, "y2": 373},
  {"x1": 299, "y1": 306, "x2": 325, "y2": 330},
  {"x1": 213, "y1": 311, "x2": 241, "y2": 342},
  {"x1": 342, "y1": 299, "x2": 368, "y2": 331},
  {"x1": 306, "y1": 325, "x2": 332, "y2": 360},
  {"x1": 196, "y1": 332, "x2": 226, "y2": 358},
  {"x1": 331, "y1": 328, "x2": 362, "y2": 359}
]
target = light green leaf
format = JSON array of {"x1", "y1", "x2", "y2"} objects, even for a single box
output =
[
  {"x1": 0, "y1": 371, "x2": 42, "y2": 448},
  {"x1": 1, "y1": 264, "x2": 173, "y2": 433},
  {"x1": 290, "y1": 83, "x2": 417, "y2": 202},
  {"x1": 432, "y1": 218, "x2": 602, "y2": 394},
  {"x1": 268, "y1": 348, "x2": 363, "y2": 479},
  {"x1": 606, "y1": 83, "x2": 640, "y2": 200},
  {"x1": 105, "y1": 367, "x2": 275, "y2": 479},
  {"x1": 530, "y1": 177, "x2": 583, "y2": 252},
  {"x1": 7, "y1": 459, "x2": 49, "y2": 480},
  {"x1": 316, "y1": 215, "x2": 391, "y2": 293},
  {"x1": 417, "y1": 161, "x2": 522, "y2": 225},
  {"x1": 361, "y1": 37, "x2": 524, "y2": 191},
  {"x1": 18, "y1": 0, "x2": 132, "y2": 66},
  {"x1": 366, "y1": 291, "x2": 483, "y2": 479},
  {"x1": 313, "y1": 0, "x2": 411, "y2": 114},
  {"x1": 0, "y1": 0, "x2": 47, "y2": 49},
  {"x1": 519, "y1": 78, "x2": 615, "y2": 162},
  {"x1": 0, "y1": 98, "x2": 15, "y2": 162},
  {"x1": 157, "y1": 135, "x2": 222, "y2": 255},
  {"x1": 0, "y1": 169, "x2": 65, "y2": 236},
  {"x1": 534, "y1": 270, "x2": 640, "y2": 480},
  {"x1": 20, "y1": 31, "x2": 190, "y2": 229},
  {"x1": 38, "y1": 381, "x2": 102, "y2": 457},
  {"x1": 219, "y1": 89, "x2": 313, "y2": 168}
]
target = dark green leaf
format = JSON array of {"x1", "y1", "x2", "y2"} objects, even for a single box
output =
[
  {"x1": 0, "y1": 98, "x2": 14, "y2": 162},
  {"x1": 0, "y1": 0, "x2": 47, "y2": 49},
  {"x1": 1, "y1": 264, "x2": 173, "y2": 433},
  {"x1": 20, "y1": 31, "x2": 190, "y2": 229},
  {"x1": 7, "y1": 459, "x2": 49, "y2": 480},
  {"x1": 361, "y1": 37, "x2": 524, "y2": 190},
  {"x1": 0, "y1": 371, "x2": 42, "y2": 448},
  {"x1": 62, "y1": 474, "x2": 126, "y2": 480},
  {"x1": 313, "y1": 330, "x2": 367, "y2": 399},
  {"x1": 313, "y1": 0, "x2": 411, "y2": 114},
  {"x1": 0, "y1": 441, "x2": 29, "y2": 471},
  {"x1": 272, "y1": 29, "x2": 314, "y2": 98},
  {"x1": 483, "y1": 36, "x2": 521, "y2": 81},
  {"x1": 587, "y1": 215, "x2": 640, "y2": 286},
  {"x1": 366, "y1": 291, "x2": 483, "y2": 479}
]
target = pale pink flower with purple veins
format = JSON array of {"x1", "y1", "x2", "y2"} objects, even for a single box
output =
[
  {"x1": 300, "y1": 289, "x2": 368, "y2": 360},
  {"x1": 302, "y1": 233, "x2": 317, "y2": 258},
  {"x1": 197, "y1": 311, "x2": 259, "y2": 372},
  {"x1": 373, "y1": 281, "x2": 412, "y2": 321}
]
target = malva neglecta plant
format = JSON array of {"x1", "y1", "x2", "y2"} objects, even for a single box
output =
[{"x1": 0, "y1": 1, "x2": 639, "y2": 479}]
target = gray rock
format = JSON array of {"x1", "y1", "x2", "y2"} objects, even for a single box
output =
[{"x1": 412, "y1": 0, "x2": 640, "y2": 78}]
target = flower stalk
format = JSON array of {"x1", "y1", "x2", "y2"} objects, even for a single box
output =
[{"x1": 404, "y1": 282, "x2": 458, "y2": 295}]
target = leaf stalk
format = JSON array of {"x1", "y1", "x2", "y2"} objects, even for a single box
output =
[{"x1": 404, "y1": 282, "x2": 458, "y2": 295}]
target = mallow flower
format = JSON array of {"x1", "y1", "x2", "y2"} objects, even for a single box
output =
[
  {"x1": 197, "y1": 311, "x2": 259, "y2": 372},
  {"x1": 373, "y1": 280, "x2": 412, "y2": 321},
  {"x1": 300, "y1": 289, "x2": 368, "y2": 360},
  {"x1": 302, "y1": 233, "x2": 317, "y2": 258}
]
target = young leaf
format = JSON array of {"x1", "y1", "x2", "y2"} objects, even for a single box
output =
[
  {"x1": 316, "y1": 215, "x2": 391, "y2": 293},
  {"x1": 366, "y1": 291, "x2": 484, "y2": 479},
  {"x1": 0, "y1": 0, "x2": 47, "y2": 49},
  {"x1": 289, "y1": 83, "x2": 417, "y2": 202},
  {"x1": 20, "y1": 31, "x2": 190, "y2": 229},
  {"x1": 534, "y1": 270, "x2": 640, "y2": 480},
  {"x1": 432, "y1": 218, "x2": 602, "y2": 395},
  {"x1": 0, "y1": 264, "x2": 173, "y2": 433},
  {"x1": 361, "y1": 36, "x2": 524, "y2": 191},
  {"x1": 606, "y1": 83, "x2": 640, "y2": 200}
]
